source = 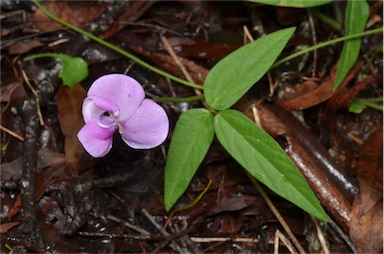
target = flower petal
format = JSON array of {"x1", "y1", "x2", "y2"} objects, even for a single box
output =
[
  {"x1": 77, "y1": 119, "x2": 116, "y2": 157},
  {"x1": 87, "y1": 74, "x2": 145, "y2": 121},
  {"x1": 120, "y1": 99, "x2": 169, "y2": 149}
]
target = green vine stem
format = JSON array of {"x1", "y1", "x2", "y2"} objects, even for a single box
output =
[
  {"x1": 154, "y1": 95, "x2": 205, "y2": 103},
  {"x1": 309, "y1": 8, "x2": 342, "y2": 31},
  {"x1": 32, "y1": 0, "x2": 203, "y2": 90},
  {"x1": 24, "y1": 52, "x2": 66, "y2": 61},
  {"x1": 359, "y1": 98, "x2": 383, "y2": 111},
  {"x1": 272, "y1": 27, "x2": 383, "y2": 68}
]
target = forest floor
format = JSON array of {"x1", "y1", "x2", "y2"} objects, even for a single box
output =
[{"x1": 1, "y1": 1, "x2": 383, "y2": 253}]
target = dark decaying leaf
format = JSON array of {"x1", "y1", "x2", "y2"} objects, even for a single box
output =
[
  {"x1": 1, "y1": 150, "x2": 65, "y2": 181},
  {"x1": 278, "y1": 61, "x2": 364, "y2": 110},
  {"x1": 57, "y1": 84, "x2": 87, "y2": 169},
  {"x1": 27, "y1": 1, "x2": 107, "y2": 32},
  {"x1": 349, "y1": 124, "x2": 383, "y2": 254},
  {"x1": 209, "y1": 194, "x2": 263, "y2": 214},
  {"x1": 0, "y1": 221, "x2": 20, "y2": 233},
  {"x1": 350, "y1": 182, "x2": 383, "y2": 253},
  {"x1": 9, "y1": 40, "x2": 44, "y2": 55}
]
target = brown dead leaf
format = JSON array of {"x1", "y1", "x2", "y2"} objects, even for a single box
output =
[
  {"x1": 1, "y1": 81, "x2": 26, "y2": 114},
  {"x1": 356, "y1": 124, "x2": 383, "y2": 193},
  {"x1": 27, "y1": 1, "x2": 106, "y2": 33},
  {"x1": 1, "y1": 150, "x2": 66, "y2": 181},
  {"x1": 57, "y1": 84, "x2": 87, "y2": 169},
  {"x1": 6, "y1": 194, "x2": 22, "y2": 220},
  {"x1": 35, "y1": 151, "x2": 74, "y2": 200},
  {"x1": 349, "y1": 125, "x2": 383, "y2": 253},
  {"x1": 209, "y1": 194, "x2": 262, "y2": 214},
  {"x1": 9, "y1": 40, "x2": 44, "y2": 55},
  {"x1": 0, "y1": 221, "x2": 20, "y2": 233},
  {"x1": 350, "y1": 181, "x2": 383, "y2": 253},
  {"x1": 278, "y1": 61, "x2": 363, "y2": 110}
]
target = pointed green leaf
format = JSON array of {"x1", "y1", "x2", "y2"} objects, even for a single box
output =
[
  {"x1": 214, "y1": 109, "x2": 329, "y2": 221},
  {"x1": 248, "y1": 0, "x2": 332, "y2": 8},
  {"x1": 333, "y1": 0, "x2": 369, "y2": 91},
  {"x1": 164, "y1": 108, "x2": 214, "y2": 211},
  {"x1": 204, "y1": 27, "x2": 295, "y2": 110}
]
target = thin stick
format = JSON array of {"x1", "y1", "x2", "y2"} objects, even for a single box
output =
[
  {"x1": 190, "y1": 236, "x2": 259, "y2": 243},
  {"x1": 310, "y1": 216, "x2": 330, "y2": 254},
  {"x1": 246, "y1": 173, "x2": 306, "y2": 254},
  {"x1": 0, "y1": 125, "x2": 24, "y2": 141},
  {"x1": 161, "y1": 35, "x2": 203, "y2": 97},
  {"x1": 274, "y1": 229, "x2": 297, "y2": 254},
  {"x1": 161, "y1": 36, "x2": 195, "y2": 85},
  {"x1": 141, "y1": 208, "x2": 188, "y2": 253},
  {"x1": 77, "y1": 231, "x2": 153, "y2": 240},
  {"x1": 308, "y1": 10, "x2": 318, "y2": 77},
  {"x1": 107, "y1": 214, "x2": 151, "y2": 236},
  {"x1": 21, "y1": 70, "x2": 44, "y2": 126}
]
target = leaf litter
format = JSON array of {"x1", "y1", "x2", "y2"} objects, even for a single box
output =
[{"x1": 1, "y1": 1, "x2": 382, "y2": 253}]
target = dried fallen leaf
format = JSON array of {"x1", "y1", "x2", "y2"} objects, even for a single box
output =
[
  {"x1": 57, "y1": 84, "x2": 87, "y2": 169},
  {"x1": 9, "y1": 40, "x2": 44, "y2": 55},
  {"x1": 0, "y1": 221, "x2": 20, "y2": 233},
  {"x1": 27, "y1": 1, "x2": 106, "y2": 33},
  {"x1": 6, "y1": 194, "x2": 22, "y2": 220},
  {"x1": 350, "y1": 181, "x2": 383, "y2": 253},
  {"x1": 278, "y1": 61, "x2": 363, "y2": 110},
  {"x1": 349, "y1": 125, "x2": 383, "y2": 253}
]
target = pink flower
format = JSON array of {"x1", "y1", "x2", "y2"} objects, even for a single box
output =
[{"x1": 77, "y1": 74, "x2": 169, "y2": 157}]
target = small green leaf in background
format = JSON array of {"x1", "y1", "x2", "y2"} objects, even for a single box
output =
[
  {"x1": 24, "y1": 53, "x2": 89, "y2": 89},
  {"x1": 349, "y1": 97, "x2": 383, "y2": 113},
  {"x1": 333, "y1": 0, "x2": 369, "y2": 91},
  {"x1": 348, "y1": 99, "x2": 366, "y2": 113},
  {"x1": 247, "y1": 0, "x2": 332, "y2": 8},
  {"x1": 204, "y1": 27, "x2": 295, "y2": 111},
  {"x1": 214, "y1": 109, "x2": 329, "y2": 221},
  {"x1": 164, "y1": 108, "x2": 214, "y2": 211},
  {"x1": 58, "y1": 54, "x2": 89, "y2": 89}
]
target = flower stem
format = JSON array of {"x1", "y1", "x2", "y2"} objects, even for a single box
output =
[
  {"x1": 272, "y1": 27, "x2": 383, "y2": 68},
  {"x1": 31, "y1": 0, "x2": 203, "y2": 90}
]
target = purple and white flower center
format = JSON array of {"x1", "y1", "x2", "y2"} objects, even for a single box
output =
[{"x1": 98, "y1": 111, "x2": 123, "y2": 130}]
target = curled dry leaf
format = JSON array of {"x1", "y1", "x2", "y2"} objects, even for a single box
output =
[{"x1": 278, "y1": 61, "x2": 363, "y2": 110}]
